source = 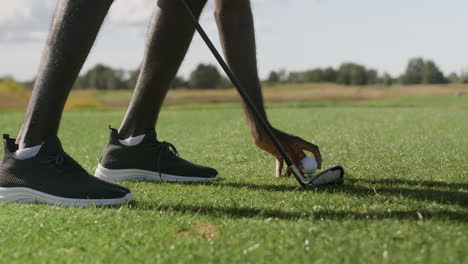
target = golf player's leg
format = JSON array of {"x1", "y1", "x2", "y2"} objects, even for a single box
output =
[
  {"x1": 214, "y1": 0, "x2": 265, "y2": 120},
  {"x1": 0, "y1": 0, "x2": 132, "y2": 206},
  {"x1": 17, "y1": 0, "x2": 113, "y2": 149},
  {"x1": 118, "y1": 0, "x2": 207, "y2": 138},
  {"x1": 95, "y1": 0, "x2": 219, "y2": 183}
]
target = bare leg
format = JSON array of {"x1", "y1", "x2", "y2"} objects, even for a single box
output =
[
  {"x1": 16, "y1": 0, "x2": 113, "y2": 148},
  {"x1": 214, "y1": 0, "x2": 266, "y2": 128},
  {"x1": 118, "y1": 0, "x2": 207, "y2": 138}
]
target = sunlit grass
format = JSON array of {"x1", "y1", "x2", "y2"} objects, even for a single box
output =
[{"x1": 0, "y1": 97, "x2": 466, "y2": 263}]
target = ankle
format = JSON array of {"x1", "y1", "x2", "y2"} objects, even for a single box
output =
[
  {"x1": 118, "y1": 126, "x2": 155, "y2": 139},
  {"x1": 13, "y1": 143, "x2": 44, "y2": 160},
  {"x1": 118, "y1": 134, "x2": 146, "y2": 146},
  {"x1": 16, "y1": 136, "x2": 46, "y2": 150}
]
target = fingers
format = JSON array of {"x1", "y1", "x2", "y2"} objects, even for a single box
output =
[
  {"x1": 275, "y1": 157, "x2": 283, "y2": 178},
  {"x1": 298, "y1": 150, "x2": 307, "y2": 163},
  {"x1": 288, "y1": 144, "x2": 306, "y2": 166},
  {"x1": 276, "y1": 144, "x2": 301, "y2": 178},
  {"x1": 297, "y1": 138, "x2": 322, "y2": 169},
  {"x1": 281, "y1": 145, "x2": 302, "y2": 177},
  {"x1": 314, "y1": 152, "x2": 322, "y2": 169}
]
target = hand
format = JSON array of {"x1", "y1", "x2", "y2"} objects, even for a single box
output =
[{"x1": 254, "y1": 128, "x2": 322, "y2": 178}]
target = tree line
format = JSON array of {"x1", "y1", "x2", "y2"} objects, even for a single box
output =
[
  {"x1": 15, "y1": 57, "x2": 468, "y2": 90},
  {"x1": 72, "y1": 64, "x2": 233, "y2": 91},
  {"x1": 268, "y1": 58, "x2": 468, "y2": 86}
]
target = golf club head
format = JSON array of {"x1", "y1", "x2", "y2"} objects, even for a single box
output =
[
  {"x1": 307, "y1": 165, "x2": 346, "y2": 186},
  {"x1": 290, "y1": 164, "x2": 346, "y2": 188}
]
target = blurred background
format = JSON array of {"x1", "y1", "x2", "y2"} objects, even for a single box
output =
[{"x1": 1, "y1": 0, "x2": 467, "y2": 109}]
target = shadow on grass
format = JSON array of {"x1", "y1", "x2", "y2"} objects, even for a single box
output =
[
  {"x1": 214, "y1": 178, "x2": 468, "y2": 208},
  {"x1": 347, "y1": 178, "x2": 468, "y2": 190},
  {"x1": 130, "y1": 201, "x2": 468, "y2": 222},
  {"x1": 122, "y1": 175, "x2": 467, "y2": 221}
]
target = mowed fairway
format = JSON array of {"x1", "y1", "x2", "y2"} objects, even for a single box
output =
[{"x1": 0, "y1": 96, "x2": 467, "y2": 263}]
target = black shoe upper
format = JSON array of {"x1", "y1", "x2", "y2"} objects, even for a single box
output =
[
  {"x1": 0, "y1": 134, "x2": 130, "y2": 199},
  {"x1": 100, "y1": 128, "x2": 218, "y2": 178}
]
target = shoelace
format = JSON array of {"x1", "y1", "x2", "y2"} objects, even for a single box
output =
[
  {"x1": 41, "y1": 151, "x2": 66, "y2": 173},
  {"x1": 154, "y1": 141, "x2": 179, "y2": 180}
]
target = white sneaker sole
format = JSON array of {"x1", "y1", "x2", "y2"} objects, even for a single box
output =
[
  {"x1": 0, "y1": 187, "x2": 133, "y2": 207},
  {"x1": 95, "y1": 164, "x2": 220, "y2": 183}
]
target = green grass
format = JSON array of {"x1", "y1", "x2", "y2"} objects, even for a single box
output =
[
  {"x1": 0, "y1": 96, "x2": 467, "y2": 263},
  {"x1": 355, "y1": 95, "x2": 468, "y2": 109},
  {"x1": 271, "y1": 95, "x2": 468, "y2": 110},
  {"x1": 95, "y1": 90, "x2": 133, "y2": 101}
]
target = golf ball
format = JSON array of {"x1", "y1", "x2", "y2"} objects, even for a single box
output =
[{"x1": 301, "y1": 157, "x2": 318, "y2": 174}]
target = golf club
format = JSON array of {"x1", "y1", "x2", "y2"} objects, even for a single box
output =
[{"x1": 179, "y1": 0, "x2": 345, "y2": 188}]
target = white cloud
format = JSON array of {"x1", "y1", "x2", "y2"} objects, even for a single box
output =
[
  {"x1": 0, "y1": 0, "x2": 208, "y2": 43},
  {"x1": 107, "y1": 0, "x2": 154, "y2": 28},
  {"x1": 0, "y1": 0, "x2": 55, "y2": 42},
  {"x1": 0, "y1": 0, "x2": 319, "y2": 43},
  {"x1": 0, "y1": 0, "x2": 157, "y2": 42}
]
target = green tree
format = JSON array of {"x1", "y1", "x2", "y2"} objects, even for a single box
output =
[
  {"x1": 216, "y1": 77, "x2": 234, "y2": 89},
  {"x1": 277, "y1": 69, "x2": 288, "y2": 82},
  {"x1": 378, "y1": 73, "x2": 393, "y2": 86},
  {"x1": 337, "y1": 63, "x2": 368, "y2": 85},
  {"x1": 401, "y1": 57, "x2": 425, "y2": 84},
  {"x1": 287, "y1": 69, "x2": 328, "y2": 83},
  {"x1": 267, "y1": 71, "x2": 280, "y2": 83},
  {"x1": 460, "y1": 72, "x2": 468, "y2": 84},
  {"x1": 76, "y1": 64, "x2": 128, "y2": 90},
  {"x1": 336, "y1": 64, "x2": 352, "y2": 85},
  {"x1": 188, "y1": 64, "x2": 221, "y2": 89},
  {"x1": 304, "y1": 69, "x2": 323, "y2": 82},
  {"x1": 401, "y1": 58, "x2": 446, "y2": 84},
  {"x1": 422, "y1": 60, "x2": 447, "y2": 84},
  {"x1": 366, "y1": 69, "x2": 378, "y2": 85},
  {"x1": 322, "y1": 67, "x2": 337, "y2": 82},
  {"x1": 170, "y1": 76, "x2": 188, "y2": 89},
  {"x1": 287, "y1": 72, "x2": 303, "y2": 83},
  {"x1": 447, "y1": 72, "x2": 459, "y2": 84},
  {"x1": 126, "y1": 69, "x2": 140, "y2": 90},
  {"x1": 350, "y1": 65, "x2": 367, "y2": 85}
]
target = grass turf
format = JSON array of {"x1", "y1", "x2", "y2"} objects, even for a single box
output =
[{"x1": 0, "y1": 96, "x2": 467, "y2": 263}]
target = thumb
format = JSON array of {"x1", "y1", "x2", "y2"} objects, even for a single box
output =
[{"x1": 275, "y1": 157, "x2": 284, "y2": 178}]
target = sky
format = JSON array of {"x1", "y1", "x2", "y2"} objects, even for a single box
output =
[{"x1": 1, "y1": 0, "x2": 467, "y2": 81}]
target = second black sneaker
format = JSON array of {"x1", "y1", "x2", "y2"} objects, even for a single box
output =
[
  {"x1": 95, "y1": 128, "x2": 219, "y2": 183},
  {"x1": 0, "y1": 134, "x2": 133, "y2": 207}
]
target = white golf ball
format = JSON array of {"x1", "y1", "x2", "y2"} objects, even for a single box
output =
[{"x1": 301, "y1": 157, "x2": 318, "y2": 174}]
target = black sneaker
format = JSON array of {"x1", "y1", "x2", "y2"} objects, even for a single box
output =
[
  {"x1": 0, "y1": 134, "x2": 133, "y2": 207},
  {"x1": 95, "y1": 128, "x2": 219, "y2": 183}
]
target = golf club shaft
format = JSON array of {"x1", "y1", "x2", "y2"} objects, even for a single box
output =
[{"x1": 179, "y1": 0, "x2": 309, "y2": 187}]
